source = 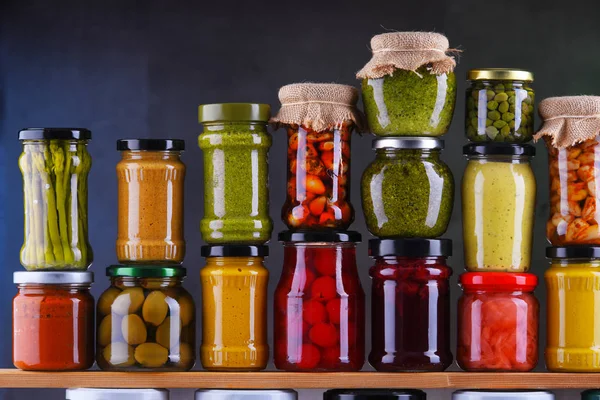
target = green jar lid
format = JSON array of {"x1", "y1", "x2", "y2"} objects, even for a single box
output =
[
  {"x1": 198, "y1": 103, "x2": 271, "y2": 123},
  {"x1": 107, "y1": 265, "x2": 186, "y2": 277},
  {"x1": 583, "y1": 390, "x2": 600, "y2": 400}
]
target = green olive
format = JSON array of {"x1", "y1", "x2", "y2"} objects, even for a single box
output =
[
  {"x1": 135, "y1": 343, "x2": 169, "y2": 368},
  {"x1": 112, "y1": 287, "x2": 145, "y2": 315},
  {"x1": 488, "y1": 111, "x2": 501, "y2": 121},
  {"x1": 98, "y1": 288, "x2": 121, "y2": 316},
  {"x1": 103, "y1": 342, "x2": 135, "y2": 367},
  {"x1": 121, "y1": 314, "x2": 148, "y2": 345},
  {"x1": 142, "y1": 291, "x2": 168, "y2": 326},
  {"x1": 494, "y1": 92, "x2": 508, "y2": 102},
  {"x1": 156, "y1": 316, "x2": 182, "y2": 350},
  {"x1": 178, "y1": 295, "x2": 195, "y2": 327},
  {"x1": 173, "y1": 342, "x2": 194, "y2": 368},
  {"x1": 98, "y1": 315, "x2": 123, "y2": 347},
  {"x1": 485, "y1": 126, "x2": 499, "y2": 139},
  {"x1": 498, "y1": 101, "x2": 509, "y2": 113}
]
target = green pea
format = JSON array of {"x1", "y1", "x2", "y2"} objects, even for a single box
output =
[
  {"x1": 501, "y1": 125, "x2": 511, "y2": 136},
  {"x1": 468, "y1": 110, "x2": 477, "y2": 119},
  {"x1": 508, "y1": 96, "x2": 516, "y2": 105},
  {"x1": 471, "y1": 90, "x2": 480, "y2": 100},
  {"x1": 494, "y1": 83, "x2": 505, "y2": 92},
  {"x1": 509, "y1": 120, "x2": 516, "y2": 129},
  {"x1": 521, "y1": 103, "x2": 529, "y2": 114},
  {"x1": 471, "y1": 117, "x2": 479, "y2": 128},
  {"x1": 488, "y1": 111, "x2": 501, "y2": 121},
  {"x1": 498, "y1": 101, "x2": 509, "y2": 113},
  {"x1": 509, "y1": 104, "x2": 516, "y2": 113},
  {"x1": 502, "y1": 112, "x2": 515, "y2": 122},
  {"x1": 486, "y1": 126, "x2": 499, "y2": 139},
  {"x1": 467, "y1": 97, "x2": 475, "y2": 109},
  {"x1": 467, "y1": 125, "x2": 477, "y2": 137},
  {"x1": 487, "y1": 101, "x2": 498, "y2": 110},
  {"x1": 524, "y1": 95, "x2": 533, "y2": 104},
  {"x1": 493, "y1": 120, "x2": 508, "y2": 129},
  {"x1": 506, "y1": 90, "x2": 516, "y2": 97},
  {"x1": 486, "y1": 118, "x2": 493, "y2": 127},
  {"x1": 494, "y1": 93, "x2": 508, "y2": 102},
  {"x1": 486, "y1": 90, "x2": 495, "y2": 100}
]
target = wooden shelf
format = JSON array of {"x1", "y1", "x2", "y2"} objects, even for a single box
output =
[{"x1": 0, "y1": 370, "x2": 600, "y2": 389}]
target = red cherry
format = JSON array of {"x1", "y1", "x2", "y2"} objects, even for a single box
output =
[
  {"x1": 302, "y1": 321, "x2": 311, "y2": 340},
  {"x1": 320, "y1": 346, "x2": 341, "y2": 369},
  {"x1": 308, "y1": 247, "x2": 337, "y2": 277},
  {"x1": 303, "y1": 300, "x2": 327, "y2": 325},
  {"x1": 309, "y1": 323, "x2": 338, "y2": 348},
  {"x1": 291, "y1": 267, "x2": 316, "y2": 292},
  {"x1": 326, "y1": 298, "x2": 341, "y2": 324},
  {"x1": 311, "y1": 276, "x2": 337, "y2": 302},
  {"x1": 297, "y1": 344, "x2": 321, "y2": 370}
]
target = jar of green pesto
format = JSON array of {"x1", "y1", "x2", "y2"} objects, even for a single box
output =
[
  {"x1": 357, "y1": 32, "x2": 458, "y2": 136},
  {"x1": 361, "y1": 138, "x2": 454, "y2": 237},
  {"x1": 198, "y1": 103, "x2": 273, "y2": 244}
]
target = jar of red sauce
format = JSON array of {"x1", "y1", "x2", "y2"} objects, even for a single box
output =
[
  {"x1": 457, "y1": 272, "x2": 539, "y2": 371},
  {"x1": 369, "y1": 238, "x2": 453, "y2": 371},
  {"x1": 13, "y1": 271, "x2": 94, "y2": 370},
  {"x1": 274, "y1": 231, "x2": 365, "y2": 371}
]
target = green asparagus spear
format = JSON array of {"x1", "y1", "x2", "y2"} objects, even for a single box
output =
[
  {"x1": 50, "y1": 141, "x2": 73, "y2": 263},
  {"x1": 76, "y1": 143, "x2": 92, "y2": 265},
  {"x1": 30, "y1": 150, "x2": 45, "y2": 266}
]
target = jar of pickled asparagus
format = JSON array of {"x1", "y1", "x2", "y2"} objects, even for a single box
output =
[{"x1": 19, "y1": 128, "x2": 93, "y2": 271}]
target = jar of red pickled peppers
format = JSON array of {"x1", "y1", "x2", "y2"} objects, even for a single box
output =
[
  {"x1": 274, "y1": 231, "x2": 365, "y2": 371},
  {"x1": 369, "y1": 239, "x2": 452, "y2": 371},
  {"x1": 270, "y1": 83, "x2": 364, "y2": 230},
  {"x1": 457, "y1": 272, "x2": 539, "y2": 372}
]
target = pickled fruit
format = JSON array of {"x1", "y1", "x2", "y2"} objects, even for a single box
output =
[
  {"x1": 142, "y1": 291, "x2": 168, "y2": 326},
  {"x1": 282, "y1": 123, "x2": 354, "y2": 230},
  {"x1": 102, "y1": 342, "x2": 135, "y2": 367},
  {"x1": 274, "y1": 238, "x2": 365, "y2": 371},
  {"x1": 135, "y1": 343, "x2": 169, "y2": 368},
  {"x1": 112, "y1": 287, "x2": 145, "y2": 315}
]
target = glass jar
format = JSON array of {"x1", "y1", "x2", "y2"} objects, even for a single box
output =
[
  {"x1": 282, "y1": 122, "x2": 354, "y2": 230},
  {"x1": 462, "y1": 144, "x2": 536, "y2": 271},
  {"x1": 116, "y1": 139, "x2": 186, "y2": 264},
  {"x1": 457, "y1": 272, "x2": 539, "y2": 372},
  {"x1": 544, "y1": 136, "x2": 600, "y2": 245},
  {"x1": 198, "y1": 103, "x2": 272, "y2": 244},
  {"x1": 13, "y1": 271, "x2": 94, "y2": 370},
  {"x1": 545, "y1": 246, "x2": 600, "y2": 371},
  {"x1": 18, "y1": 128, "x2": 93, "y2": 270},
  {"x1": 66, "y1": 389, "x2": 169, "y2": 400},
  {"x1": 453, "y1": 391, "x2": 554, "y2": 400},
  {"x1": 274, "y1": 231, "x2": 365, "y2": 371},
  {"x1": 583, "y1": 391, "x2": 600, "y2": 400},
  {"x1": 368, "y1": 239, "x2": 452, "y2": 372},
  {"x1": 96, "y1": 266, "x2": 195, "y2": 371},
  {"x1": 465, "y1": 69, "x2": 535, "y2": 143},
  {"x1": 200, "y1": 245, "x2": 269, "y2": 371},
  {"x1": 361, "y1": 66, "x2": 457, "y2": 136},
  {"x1": 325, "y1": 390, "x2": 426, "y2": 400},
  {"x1": 196, "y1": 390, "x2": 297, "y2": 400},
  {"x1": 362, "y1": 138, "x2": 454, "y2": 238}
]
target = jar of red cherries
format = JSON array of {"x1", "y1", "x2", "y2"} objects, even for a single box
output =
[{"x1": 274, "y1": 231, "x2": 365, "y2": 371}]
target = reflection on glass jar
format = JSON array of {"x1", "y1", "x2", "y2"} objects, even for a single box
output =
[
  {"x1": 283, "y1": 123, "x2": 354, "y2": 230},
  {"x1": 362, "y1": 138, "x2": 454, "y2": 238},
  {"x1": 198, "y1": 103, "x2": 272, "y2": 244},
  {"x1": 465, "y1": 69, "x2": 534, "y2": 143},
  {"x1": 457, "y1": 272, "x2": 539, "y2": 372},
  {"x1": 274, "y1": 231, "x2": 365, "y2": 371},
  {"x1": 369, "y1": 239, "x2": 452, "y2": 372},
  {"x1": 453, "y1": 391, "x2": 554, "y2": 400},
  {"x1": 116, "y1": 139, "x2": 186, "y2": 264},
  {"x1": 462, "y1": 143, "x2": 536, "y2": 272},
  {"x1": 96, "y1": 266, "x2": 195, "y2": 371},
  {"x1": 545, "y1": 246, "x2": 600, "y2": 372},
  {"x1": 19, "y1": 128, "x2": 93, "y2": 271}
]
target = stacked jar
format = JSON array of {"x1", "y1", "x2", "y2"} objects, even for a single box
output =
[
  {"x1": 357, "y1": 32, "x2": 457, "y2": 372},
  {"x1": 14, "y1": 128, "x2": 95, "y2": 371},
  {"x1": 271, "y1": 83, "x2": 366, "y2": 371},
  {"x1": 96, "y1": 138, "x2": 195, "y2": 372},
  {"x1": 535, "y1": 96, "x2": 600, "y2": 372},
  {"x1": 198, "y1": 103, "x2": 272, "y2": 371},
  {"x1": 459, "y1": 69, "x2": 539, "y2": 372}
]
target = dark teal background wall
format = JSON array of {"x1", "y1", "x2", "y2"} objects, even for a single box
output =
[{"x1": 1, "y1": 0, "x2": 600, "y2": 398}]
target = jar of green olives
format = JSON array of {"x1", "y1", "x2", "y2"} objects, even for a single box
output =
[
  {"x1": 465, "y1": 69, "x2": 534, "y2": 143},
  {"x1": 96, "y1": 266, "x2": 195, "y2": 371}
]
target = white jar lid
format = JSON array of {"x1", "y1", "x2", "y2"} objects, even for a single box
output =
[
  {"x1": 453, "y1": 391, "x2": 554, "y2": 400},
  {"x1": 66, "y1": 389, "x2": 168, "y2": 400},
  {"x1": 195, "y1": 390, "x2": 297, "y2": 400}
]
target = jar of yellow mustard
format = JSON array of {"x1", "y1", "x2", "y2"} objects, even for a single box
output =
[
  {"x1": 546, "y1": 246, "x2": 600, "y2": 371},
  {"x1": 200, "y1": 245, "x2": 269, "y2": 371}
]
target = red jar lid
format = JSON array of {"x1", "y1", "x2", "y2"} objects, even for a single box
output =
[{"x1": 460, "y1": 272, "x2": 537, "y2": 291}]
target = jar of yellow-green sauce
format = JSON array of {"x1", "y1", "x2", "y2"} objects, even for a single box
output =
[
  {"x1": 198, "y1": 104, "x2": 272, "y2": 244},
  {"x1": 546, "y1": 246, "x2": 600, "y2": 372},
  {"x1": 200, "y1": 245, "x2": 269, "y2": 371}
]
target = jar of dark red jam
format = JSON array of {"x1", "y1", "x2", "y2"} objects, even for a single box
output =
[
  {"x1": 274, "y1": 231, "x2": 365, "y2": 371},
  {"x1": 13, "y1": 271, "x2": 94, "y2": 371},
  {"x1": 368, "y1": 238, "x2": 453, "y2": 371}
]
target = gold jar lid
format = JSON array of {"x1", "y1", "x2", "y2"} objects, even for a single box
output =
[{"x1": 467, "y1": 68, "x2": 534, "y2": 82}]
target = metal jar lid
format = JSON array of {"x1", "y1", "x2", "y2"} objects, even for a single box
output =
[
  {"x1": 66, "y1": 389, "x2": 169, "y2": 400},
  {"x1": 198, "y1": 103, "x2": 271, "y2": 123},
  {"x1": 373, "y1": 137, "x2": 444, "y2": 150},
  {"x1": 14, "y1": 271, "x2": 93, "y2": 284},
  {"x1": 107, "y1": 265, "x2": 186, "y2": 277},
  {"x1": 325, "y1": 389, "x2": 426, "y2": 399},
  {"x1": 453, "y1": 391, "x2": 554, "y2": 400},
  {"x1": 195, "y1": 390, "x2": 297, "y2": 400},
  {"x1": 467, "y1": 68, "x2": 534, "y2": 82}
]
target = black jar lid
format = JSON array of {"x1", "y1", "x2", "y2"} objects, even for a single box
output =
[
  {"x1": 117, "y1": 139, "x2": 185, "y2": 151},
  {"x1": 278, "y1": 230, "x2": 361, "y2": 243},
  {"x1": 369, "y1": 238, "x2": 452, "y2": 258},
  {"x1": 546, "y1": 246, "x2": 600, "y2": 259},
  {"x1": 107, "y1": 265, "x2": 186, "y2": 277},
  {"x1": 463, "y1": 143, "x2": 535, "y2": 157},
  {"x1": 19, "y1": 127, "x2": 92, "y2": 141},
  {"x1": 324, "y1": 389, "x2": 426, "y2": 400},
  {"x1": 201, "y1": 245, "x2": 269, "y2": 257}
]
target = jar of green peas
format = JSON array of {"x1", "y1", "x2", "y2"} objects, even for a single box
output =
[{"x1": 465, "y1": 69, "x2": 534, "y2": 143}]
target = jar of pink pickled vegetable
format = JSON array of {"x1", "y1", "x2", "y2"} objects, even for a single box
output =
[{"x1": 457, "y1": 272, "x2": 539, "y2": 372}]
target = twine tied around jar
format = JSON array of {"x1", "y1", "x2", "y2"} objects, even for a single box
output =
[
  {"x1": 270, "y1": 83, "x2": 365, "y2": 132},
  {"x1": 534, "y1": 96, "x2": 600, "y2": 148},
  {"x1": 356, "y1": 31, "x2": 458, "y2": 80}
]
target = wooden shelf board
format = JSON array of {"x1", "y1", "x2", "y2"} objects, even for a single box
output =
[{"x1": 0, "y1": 371, "x2": 599, "y2": 389}]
